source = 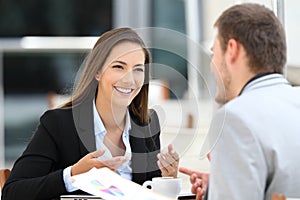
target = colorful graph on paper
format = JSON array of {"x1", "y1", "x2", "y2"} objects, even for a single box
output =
[{"x1": 90, "y1": 179, "x2": 124, "y2": 197}]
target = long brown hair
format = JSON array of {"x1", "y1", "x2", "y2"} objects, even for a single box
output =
[{"x1": 62, "y1": 27, "x2": 151, "y2": 125}]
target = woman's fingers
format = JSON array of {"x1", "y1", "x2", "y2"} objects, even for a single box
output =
[
  {"x1": 157, "y1": 144, "x2": 179, "y2": 177},
  {"x1": 99, "y1": 156, "x2": 129, "y2": 171},
  {"x1": 158, "y1": 145, "x2": 179, "y2": 168},
  {"x1": 168, "y1": 144, "x2": 179, "y2": 161},
  {"x1": 72, "y1": 150, "x2": 128, "y2": 175},
  {"x1": 91, "y1": 149, "x2": 106, "y2": 158},
  {"x1": 158, "y1": 153, "x2": 176, "y2": 167},
  {"x1": 157, "y1": 161, "x2": 168, "y2": 174}
]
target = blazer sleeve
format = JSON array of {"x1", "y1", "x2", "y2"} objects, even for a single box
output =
[{"x1": 2, "y1": 110, "x2": 69, "y2": 200}]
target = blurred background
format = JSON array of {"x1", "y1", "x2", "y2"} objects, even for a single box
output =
[{"x1": 0, "y1": 0, "x2": 299, "y2": 190}]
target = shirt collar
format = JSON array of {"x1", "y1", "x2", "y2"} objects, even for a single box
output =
[
  {"x1": 238, "y1": 72, "x2": 275, "y2": 96},
  {"x1": 124, "y1": 108, "x2": 131, "y2": 133},
  {"x1": 93, "y1": 100, "x2": 131, "y2": 136}
]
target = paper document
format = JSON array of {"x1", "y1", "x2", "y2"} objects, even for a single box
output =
[
  {"x1": 70, "y1": 167, "x2": 174, "y2": 200},
  {"x1": 60, "y1": 194, "x2": 102, "y2": 200}
]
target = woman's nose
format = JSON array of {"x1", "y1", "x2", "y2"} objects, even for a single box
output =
[{"x1": 120, "y1": 70, "x2": 135, "y2": 84}]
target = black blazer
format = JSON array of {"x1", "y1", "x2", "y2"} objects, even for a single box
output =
[{"x1": 2, "y1": 101, "x2": 161, "y2": 200}]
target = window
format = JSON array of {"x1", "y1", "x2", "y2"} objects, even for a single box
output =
[
  {"x1": 3, "y1": 52, "x2": 85, "y2": 162},
  {"x1": 0, "y1": 0, "x2": 112, "y2": 37},
  {"x1": 0, "y1": 0, "x2": 113, "y2": 165},
  {"x1": 151, "y1": 0, "x2": 188, "y2": 99}
]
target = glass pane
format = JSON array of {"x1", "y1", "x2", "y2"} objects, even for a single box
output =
[
  {"x1": 3, "y1": 52, "x2": 84, "y2": 163},
  {"x1": 151, "y1": 0, "x2": 187, "y2": 99},
  {"x1": 0, "y1": 0, "x2": 112, "y2": 37},
  {"x1": 285, "y1": 0, "x2": 300, "y2": 86}
]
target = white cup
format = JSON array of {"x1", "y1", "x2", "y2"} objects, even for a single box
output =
[{"x1": 142, "y1": 177, "x2": 182, "y2": 199}]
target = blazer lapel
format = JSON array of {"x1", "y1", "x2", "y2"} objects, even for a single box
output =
[
  {"x1": 129, "y1": 110, "x2": 161, "y2": 184},
  {"x1": 129, "y1": 118, "x2": 148, "y2": 184},
  {"x1": 73, "y1": 101, "x2": 96, "y2": 153}
]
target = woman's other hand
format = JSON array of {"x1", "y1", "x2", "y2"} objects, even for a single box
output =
[{"x1": 157, "y1": 144, "x2": 179, "y2": 178}]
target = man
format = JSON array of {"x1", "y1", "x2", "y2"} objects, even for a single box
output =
[{"x1": 180, "y1": 3, "x2": 300, "y2": 200}]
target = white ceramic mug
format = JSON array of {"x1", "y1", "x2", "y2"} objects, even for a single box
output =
[{"x1": 142, "y1": 177, "x2": 182, "y2": 199}]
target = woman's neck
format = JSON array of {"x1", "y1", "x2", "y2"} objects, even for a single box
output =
[{"x1": 95, "y1": 98, "x2": 127, "y2": 131}]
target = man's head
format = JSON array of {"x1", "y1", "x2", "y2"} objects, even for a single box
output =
[
  {"x1": 211, "y1": 3, "x2": 286, "y2": 105},
  {"x1": 214, "y1": 3, "x2": 286, "y2": 74}
]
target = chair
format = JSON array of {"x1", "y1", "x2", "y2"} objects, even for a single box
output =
[
  {"x1": 272, "y1": 194, "x2": 286, "y2": 200},
  {"x1": 272, "y1": 193, "x2": 300, "y2": 200},
  {"x1": 0, "y1": 169, "x2": 11, "y2": 191}
]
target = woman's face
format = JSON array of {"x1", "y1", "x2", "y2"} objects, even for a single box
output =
[{"x1": 96, "y1": 41, "x2": 146, "y2": 108}]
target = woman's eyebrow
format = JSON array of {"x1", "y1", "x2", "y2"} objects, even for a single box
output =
[
  {"x1": 112, "y1": 60, "x2": 127, "y2": 65},
  {"x1": 112, "y1": 60, "x2": 145, "y2": 67},
  {"x1": 134, "y1": 64, "x2": 145, "y2": 67}
]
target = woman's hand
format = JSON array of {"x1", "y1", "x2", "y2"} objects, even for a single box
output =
[
  {"x1": 71, "y1": 149, "x2": 129, "y2": 176},
  {"x1": 157, "y1": 144, "x2": 179, "y2": 178}
]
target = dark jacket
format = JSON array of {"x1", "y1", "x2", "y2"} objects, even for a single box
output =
[{"x1": 2, "y1": 101, "x2": 161, "y2": 200}]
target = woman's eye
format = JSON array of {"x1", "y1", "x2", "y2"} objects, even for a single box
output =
[
  {"x1": 134, "y1": 68, "x2": 144, "y2": 72},
  {"x1": 112, "y1": 65, "x2": 124, "y2": 69}
]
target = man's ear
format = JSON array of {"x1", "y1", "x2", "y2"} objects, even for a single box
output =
[{"x1": 226, "y1": 38, "x2": 240, "y2": 63}]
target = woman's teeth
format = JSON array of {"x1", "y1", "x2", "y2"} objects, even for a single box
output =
[{"x1": 115, "y1": 87, "x2": 133, "y2": 94}]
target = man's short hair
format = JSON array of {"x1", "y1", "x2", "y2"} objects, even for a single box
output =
[{"x1": 214, "y1": 3, "x2": 286, "y2": 74}]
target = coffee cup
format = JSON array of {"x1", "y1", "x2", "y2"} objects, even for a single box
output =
[{"x1": 142, "y1": 177, "x2": 182, "y2": 199}]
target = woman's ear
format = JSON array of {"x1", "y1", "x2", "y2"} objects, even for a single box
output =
[{"x1": 95, "y1": 72, "x2": 101, "y2": 81}]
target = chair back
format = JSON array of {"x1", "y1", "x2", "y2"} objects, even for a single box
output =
[
  {"x1": 272, "y1": 193, "x2": 300, "y2": 200},
  {"x1": 0, "y1": 169, "x2": 11, "y2": 191}
]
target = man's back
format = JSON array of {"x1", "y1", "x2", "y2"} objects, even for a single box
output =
[{"x1": 208, "y1": 74, "x2": 300, "y2": 200}]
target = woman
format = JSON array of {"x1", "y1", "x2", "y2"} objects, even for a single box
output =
[{"x1": 2, "y1": 28, "x2": 179, "y2": 200}]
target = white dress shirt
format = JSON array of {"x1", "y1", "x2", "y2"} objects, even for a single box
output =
[
  {"x1": 93, "y1": 100, "x2": 132, "y2": 179},
  {"x1": 63, "y1": 100, "x2": 132, "y2": 192}
]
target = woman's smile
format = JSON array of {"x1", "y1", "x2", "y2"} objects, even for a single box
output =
[{"x1": 113, "y1": 86, "x2": 135, "y2": 95}]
